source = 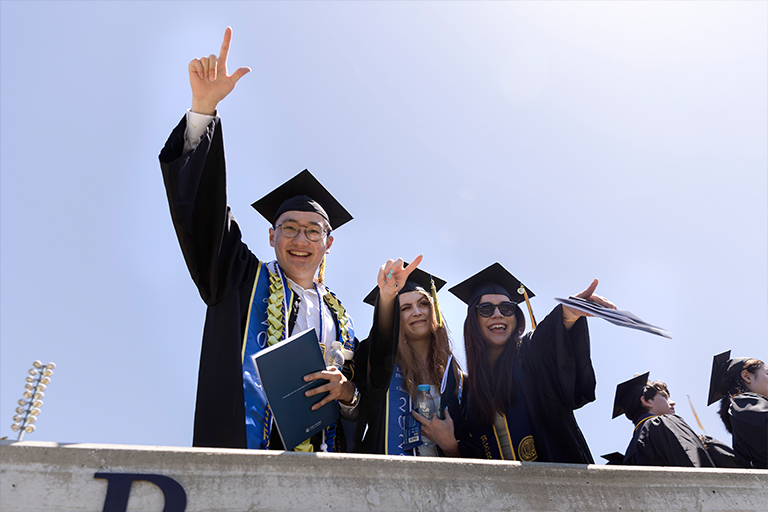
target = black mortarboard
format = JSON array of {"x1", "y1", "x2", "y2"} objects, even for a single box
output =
[
  {"x1": 448, "y1": 263, "x2": 534, "y2": 306},
  {"x1": 363, "y1": 265, "x2": 446, "y2": 307},
  {"x1": 251, "y1": 169, "x2": 353, "y2": 230},
  {"x1": 600, "y1": 452, "x2": 625, "y2": 465},
  {"x1": 707, "y1": 350, "x2": 750, "y2": 406},
  {"x1": 612, "y1": 372, "x2": 650, "y2": 419}
]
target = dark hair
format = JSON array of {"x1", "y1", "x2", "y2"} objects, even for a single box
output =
[
  {"x1": 464, "y1": 295, "x2": 526, "y2": 426},
  {"x1": 625, "y1": 380, "x2": 670, "y2": 424},
  {"x1": 718, "y1": 358, "x2": 764, "y2": 434}
]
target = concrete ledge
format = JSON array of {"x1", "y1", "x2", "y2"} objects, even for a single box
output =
[{"x1": 1, "y1": 440, "x2": 766, "y2": 512}]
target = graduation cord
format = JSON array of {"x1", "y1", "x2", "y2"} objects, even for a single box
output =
[{"x1": 633, "y1": 415, "x2": 660, "y2": 432}]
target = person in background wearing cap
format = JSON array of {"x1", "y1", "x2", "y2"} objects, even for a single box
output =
[
  {"x1": 357, "y1": 256, "x2": 468, "y2": 456},
  {"x1": 159, "y1": 27, "x2": 360, "y2": 452},
  {"x1": 612, "y1": 374, "x2": 721, "y2": 467},
  {"x1": 708, "y1": 351, "x2": 767, "y2": 469},
  {"x1": 449, "y1": 263, "x2": 614, "y2": 463}
]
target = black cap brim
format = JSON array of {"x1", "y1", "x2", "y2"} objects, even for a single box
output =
[
  {"x1": 600, "y1": 452, "x2": 625, "y2": 465},
  {"x1": 251, "y1": 169, "x2": 353, "y2": 230},
  {"x1": 363, "y1": 265, "x2": 446, "y2": 306},
  {"x1": 612, "y1": 372, "x2": 650, "y2": 419},
  {"x1": 707, "y1": 350, "x2": 750, "y2": 406},
  {"x1": 448, "y1": 262, "x2": 534, "y2": 305}
]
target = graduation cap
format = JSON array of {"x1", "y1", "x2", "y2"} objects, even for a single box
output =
[
  {"x1": 612, "y1": 372, "x2": 650, "y2": 419},
  {"x1": 448, "y1": 262, "x2": 537, "y2": 329},
  {"x1": 707, "y1": 350, "x2": 750, "y2": 406},
  {"x1": 251, "y1": 169, "x2": 353, "y2": 230},
  {"x1": 600, "y1": 452, "x2": 625, "y2": 465}
]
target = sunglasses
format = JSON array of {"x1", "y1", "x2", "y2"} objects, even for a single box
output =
[{"x1": 476, "y1": 302, "x2": 517, "y2": 318}]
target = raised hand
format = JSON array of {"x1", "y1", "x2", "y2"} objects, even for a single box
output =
[
  {"x1": 377, "y1": 255, "x2": 424, "y2": 299},
  {"x1": 563, "y1": 278, "x2": 617, "y2": 322},
  {"x1": 189, "y1": 27, "x2": 251, "y2": 115}
]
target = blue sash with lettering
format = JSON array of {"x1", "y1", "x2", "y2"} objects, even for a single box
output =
[
  {"x1": 241, "y1": 260, "x2": 355, "y2": 450},
  {"x1": 469, "y1": 373, "x2": 537, "y2": 461},
  {"x1": 385, "y1": 356, "x2": 461, "y2": 456}
]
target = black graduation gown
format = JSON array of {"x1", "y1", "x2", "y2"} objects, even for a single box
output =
[
  {"x1": 729, "y1": 392, "x2": 768, "y2": 469},
  {"x1": 699, "y1": 435, "x2": 739, "y2": 468},
  {"x1": 159, "y1": 115, "x2": 357, "y2": 450},
  {"x1": 463, "y1": 305, "x2": 595, "y2": 464},
  {"x1": 623, "y1": 414, "x2": 715, "y2": 467},
  {"x1": 357, "y1": 299, "x2": 469, "y2": 456}
]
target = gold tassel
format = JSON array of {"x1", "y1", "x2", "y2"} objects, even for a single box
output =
[
  {"x1": 687, "y1": 394, "x2": 707, "y2": 434},
  {"x1": 317, "y1": 255, "x2": 326, "y2": 284},
  {"x1": 430, "y1": 276, "x2": 443, "y2": 328},
  {"x1": 519, "y1": 285, "x2": 537, "y2": 330}
]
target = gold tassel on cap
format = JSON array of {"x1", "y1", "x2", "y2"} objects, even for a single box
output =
[
  {"x1": 431, "y1": 276, "x2": 444, "y2": 328},
  {"x1": 687, "y1": 394, "x2": 707, "y2": 434},
  {"x1": 317, "y1": 255, "x2": 326, "y2": 284},
  {"x1": 519, "y1": 285, "x2": 537, "y2": 330}
]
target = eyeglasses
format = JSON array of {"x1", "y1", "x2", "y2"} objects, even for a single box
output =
[
  {"x1": 276, "y1": 222, "x2": 327, "y2": 242},
  {"x1": 476, "y1": 302, "x2": 517, "y2": 318}
]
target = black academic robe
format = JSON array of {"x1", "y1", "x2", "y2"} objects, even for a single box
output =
[
  {"x1": 357, "y1": 299, "x2": 469, "y2": 456},
  {"x1": 729, "y1": 392, "x2": 768, "y2": 469},
  {"x1": 159, "y1": 115, "x2": 357, "y2": 450},
  {"x1": 463, "y1": 305, "x2": 596, "y2": 464},
  {"x1": 699, "y1": 435, "x2": 739, "y2": 468},
  {"x1": 623, "y1": 414, "x2": 715, "y2": 467}
]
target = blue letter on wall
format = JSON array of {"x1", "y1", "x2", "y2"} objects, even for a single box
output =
[{"x1": 94, "y1": 473, "x2": 187, "y2": 512}]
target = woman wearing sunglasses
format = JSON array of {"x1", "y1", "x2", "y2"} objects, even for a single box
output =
[
  {"x1": 356, "y1": 256, "x2": 468, "y2": 456},
  {"x1": 449, "y1": 263, "x2": 615, "y2": 463}
]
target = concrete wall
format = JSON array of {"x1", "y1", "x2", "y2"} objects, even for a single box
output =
[{"x1": 1, "y1": 440, "x2": 766, "y2": 512}]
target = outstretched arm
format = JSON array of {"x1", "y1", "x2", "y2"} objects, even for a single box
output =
[
  {"x1": 189, "y1": 27, "x2": 251, "y2": 115},
  {"x1": 375, "y1": 255, "x2": 423, "y2": 340}
]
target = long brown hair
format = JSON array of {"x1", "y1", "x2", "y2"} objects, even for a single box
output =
[
  {"x1": 718, "y1": 358, "x2": 764, "y2": 433},
  {"x1": 396, "y1": 290, "x2": 454, "y2": 398},
  {"x1": 464, "y1": 295, "x2": 526, "y2": 426}
]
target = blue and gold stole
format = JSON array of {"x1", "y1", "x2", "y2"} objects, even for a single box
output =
[
  {"x1": 241, "y1": 260, "x2": 355, "y2": 450},
  {"x1": 469, "y1": 376, "x2": 537, "y2": 461},
  {"x1": 385, "y1": 355, "x2": 462, "y2": 456}
]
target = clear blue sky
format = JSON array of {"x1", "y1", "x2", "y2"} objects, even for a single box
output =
[{"x1": 1, "y1": 2, "x2": 766, "y2": 462}]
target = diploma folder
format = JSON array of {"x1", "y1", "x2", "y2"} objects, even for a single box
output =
[{"x1": 252, "y1": 328, "x2": 339, "y2": 451}]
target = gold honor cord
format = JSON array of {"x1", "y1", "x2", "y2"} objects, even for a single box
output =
[
  {"x1": 519, "y1": 285, "x2": 537, "y2": 330},
  {"x1": 687, "y1": 394, "x2": 707, "y2": 434}
]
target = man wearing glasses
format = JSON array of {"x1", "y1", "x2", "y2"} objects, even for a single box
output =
[{"x1": 159, "y1": 27, "x2": 360, "y2": 452}]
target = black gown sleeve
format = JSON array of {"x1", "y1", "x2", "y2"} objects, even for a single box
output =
[
  {"x1": 159, "y1": 115, "x2": 259, "y2": 306},
  {"x1": 521, "y1": 304, "x2": 595, "y2": 410},
  {"x1": 365, "y1": 297, "x2": 399, "y2": 392},
  {"x1": 730, "y1": 393, "x2": 768, "y2": 469},
  {"x1": 699, "y1": 435, "x2": 740, "y2": 468},
  {"x1": 158, "y1": 115, "x2": 259, "y2": 449}
]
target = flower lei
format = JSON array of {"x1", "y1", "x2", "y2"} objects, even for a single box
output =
[
  {"x1": 323, "y1": 291, "x2": 353, "y2": 347},
  {"x1": 266, "y1": 264, "x2": 286, "y2": 346},
  {"x1": 265, "y1": 262, "x2": 352, "y2": 347}
]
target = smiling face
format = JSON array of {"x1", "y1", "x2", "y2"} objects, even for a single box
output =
[
  {"x1": 269, "y1": 210, "x2": 333, "y2": 288},
  {"x1": 398, "y1": 291, "x2": 433, "y2": 343},
  {"x1": 477, "y1": 293, "x2": 517, "y2": 354}
]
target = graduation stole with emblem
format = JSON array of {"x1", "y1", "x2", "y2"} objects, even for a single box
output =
[
  {"x1": 469, "y1": 373, "x2": 537, "y2": 461},
  {"x1": 241, "y1": 260, "x2": 355, "y2": 451}
]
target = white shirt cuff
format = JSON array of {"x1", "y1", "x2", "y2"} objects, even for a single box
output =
[{"x1": 183, "y1": 110, "x2": 217, "y2": 154}]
